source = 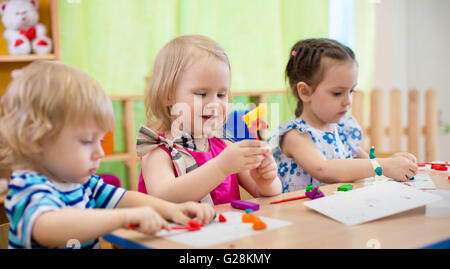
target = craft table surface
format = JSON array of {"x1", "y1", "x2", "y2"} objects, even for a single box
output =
[{"x1": 104, "y1": 170, "x2": 450, "y2": 249}]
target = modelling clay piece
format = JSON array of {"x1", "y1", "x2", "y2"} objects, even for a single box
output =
[
  {"x1": 188, "y1": 219, "x2": 201, "y2": 229},
  {"x1": 171, "y1": 226, "x2": 201, "y2": 232},
  {"x1": 231, "y1": 200, "x2": 260, "y2": 211},
  {"x1": 337, "y1": 184, "x2": 354, "y2": 192},
  {"x1": 369, "y1": 146, "x2": 376, "y2": 159},
  {"x1": 305, "y1": 185, "x2": 325, "y2": 199},
  {"x1": 219, "y1": 213, "x2": 227, "y2": 223},
  {"x1": 126, "y1": 224, "x2": 139, "y2": 229},
  {"x1": 374, "y1": 167, "x2": 383, "y2": 176},
  {"x1": 245, "y1": 209, "x2": 253, "y2": 214},
  {"x1": 431, "y1": 164, "x2": 447, "y2": 171},
  {"x1": 242, "y1": 213, "x2": 260, "y2": 223},
  {"x1": 252, "y1": 221, "x2": 267, "y2": 230},
  {"x1": 305, "y1": 185, "x2": 316, "y2": 192}
]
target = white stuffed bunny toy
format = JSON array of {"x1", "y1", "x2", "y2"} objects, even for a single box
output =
[{"x1": 0, "y1": 0, "x2": 52, "y2": 55}]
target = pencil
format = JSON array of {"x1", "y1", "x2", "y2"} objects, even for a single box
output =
[{"x1": 269, "y1": 195, "x2": 307, "y2": 204}]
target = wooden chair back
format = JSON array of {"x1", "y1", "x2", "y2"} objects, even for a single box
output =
[{"x1": 352, "y1": 89, "x2": 438, "y2": 161}]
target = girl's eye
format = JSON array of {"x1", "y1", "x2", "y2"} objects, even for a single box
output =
[
  {"x1": 194, "y1": 93, "x2": 206, "y2": 97},
  {"x1": 81, "y1": 140, "x2": 93, "y2": 145},
  {"x1": 217, "y1": 93, "x2": 227, "y2": 98},
  {"x1": 333, "y1": 92, "x2": 342, "y2": 96},
  {"x1": 350, "y1": 89, "x2": 355, "y2": 94}
]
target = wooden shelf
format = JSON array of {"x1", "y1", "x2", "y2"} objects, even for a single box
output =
[{"x1": 0, "y1": 54, "x2": 57, "y2": 63}]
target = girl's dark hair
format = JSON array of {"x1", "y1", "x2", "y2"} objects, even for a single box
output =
[{"x1": 286, "y1": 38, "x2": 356, "y2": 117}]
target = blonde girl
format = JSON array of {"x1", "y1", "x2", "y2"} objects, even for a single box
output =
[{"x1": 137, "y1": 35, "x2": 282, "y2": 205}]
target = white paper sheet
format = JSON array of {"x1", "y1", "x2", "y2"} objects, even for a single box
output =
[
  {"x1": 425, "y1": 190, "x2": 450, "y2": 217},
  {"x1": 155, "y1": 212, "x2": 292, "y2": 247},
  {"x1": 304, "y1": 181, "x2": 442, "y2": 225},
  {"x1": 363, "y1": 173, "x2": 436, "y2": 189}
]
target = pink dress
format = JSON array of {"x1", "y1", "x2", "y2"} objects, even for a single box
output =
[{"x1": 137, "y1": 137, "x2": 241, "y2": 205}]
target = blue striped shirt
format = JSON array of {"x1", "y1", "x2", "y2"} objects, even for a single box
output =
[{"x1": 5, "y1": 170, "x2": 126, "y2": 249}]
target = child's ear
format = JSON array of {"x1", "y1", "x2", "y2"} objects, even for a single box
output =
[
  {"x1": 296, "y1": 82, "x2": 313, "y2": 103},
  {"x1": 29, "y1": 141, "x2": 43, "y2": 156}
]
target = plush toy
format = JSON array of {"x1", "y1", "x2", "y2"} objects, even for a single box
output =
[{"x1": 0, "y1": 0, "x2": 52, "y2": 56}]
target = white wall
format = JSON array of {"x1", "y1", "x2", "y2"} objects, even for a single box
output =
[{"x1": 374, "y1": 0, "x2": 450, "y2": 161}]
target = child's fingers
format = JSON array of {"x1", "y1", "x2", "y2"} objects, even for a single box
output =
[
  {"x1": 404, "y1": 170, "x2": 415, "y2": 181},
  {"x1": 173, "y1": 212, "x2": 191, "y2": 226},
  {"x1": 245, "y1": 155, "x2": 264, "y2": 166},
  {"x1": 396, "y1": 152, "x2": 417, "y2": 164},
  {"x1": 201, "y1": 204, "x2": 216, "y2": 224},
  {"x1": 258, "y1": 162, "x2": 277, "y2": 175},
  {"x1": 175, "y1": 202, "x2": 214, "y2": 226},
  {"x1": 396, "y1": 176, "x2": 408, "y2": 182},
  {"x1": 193, "y1": 207, "x2": 204, "y2": 224},
  {"x1": 143, "y1": 213, "x2": 169, "y2": 234},
  {"x1": 408, "y1": 154, "x2": 417, "y2": 164},
  {"x1": 259, "y1": 170, "x2": 277, "y2": 180},
  {"x1": 404, "y1": 153, "x2": 417, "y2": 163},
  {"x1": 139, "y1": 218, "x2": 155, "y2": 235},
  {"x1": 161, "y1": 219, "x2": 171, "y2": 231},
  {"x1": 237, "y1": 140, "x2": 265, "y2": 148},
  {"x1": 241, "y1": 146, "x2": 270, "y2": 156},
  {"x1": 408, "y1": 162, "x2": 418, "y2": 174},
  {"x1": 262, "y1": 153, "x2": 275, "y2": 163}
]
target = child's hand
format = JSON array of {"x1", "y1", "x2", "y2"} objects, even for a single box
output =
[
  {"x1": 391, "y1": 152, "x2": 417, "y2": 164},
  {"x1": 215, "y1": 140, "x2": 269, "y2": 176},
  {"x1": 379, "y1": 156, "x2": 418, "y2": 182},
  {"x1": 168, "y1": 202, "x2": 216, "y2": 226},
  {"x1": 124, "y1": 207, "x2": 170, "y2": 235},
  {"x1": 249, "y1": 153, "x2": 278, "y2": 185}
]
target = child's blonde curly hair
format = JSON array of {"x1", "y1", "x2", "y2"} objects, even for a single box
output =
[{"x1": 0, "y1": 60, "x2": 114, "y2": 168}]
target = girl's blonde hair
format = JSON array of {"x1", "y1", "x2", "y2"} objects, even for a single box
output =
[
  {"x1": 145, "y1": 34, "x2": 231, "y2": 133},
  {"x1": 0, "y1": 60, "x2": 114, "y2": 167}
]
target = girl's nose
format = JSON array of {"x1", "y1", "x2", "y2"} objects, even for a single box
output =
[
  {"x1": 343, "y1": 93, "x2": 352, "y2": 107},
  {"x1": 204, "y1": 101, "x2": 222, "y2": 114}
]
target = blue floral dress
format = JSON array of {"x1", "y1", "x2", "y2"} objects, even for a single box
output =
[{"x1": 268, "y1": 114, "x2": 362, "y2": 193}]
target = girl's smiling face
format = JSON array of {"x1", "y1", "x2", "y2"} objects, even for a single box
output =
[{"x1": 170, "y1": 54, "x2": 231, "y2": 138}]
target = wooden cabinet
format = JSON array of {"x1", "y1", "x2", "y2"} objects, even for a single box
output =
[{"x1": 0, "y1": 0, "x2": 60, "y2": 96}]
